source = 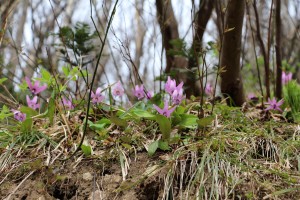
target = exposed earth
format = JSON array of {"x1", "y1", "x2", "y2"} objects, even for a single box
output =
[{"x1": 1, "y1": 152, "x2": 166, "y2": 200}]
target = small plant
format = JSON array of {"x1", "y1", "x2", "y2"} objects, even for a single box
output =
[{"x1": 283, "y1": 80, "x2": 300, "y2": 122}]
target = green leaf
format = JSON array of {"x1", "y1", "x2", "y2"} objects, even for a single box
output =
[
  {"x1": 148, "y1": 140, "x2": 159, "y2": 156},
  {"x1": 158, "y1": 140, "x2": 170, "y2": 151},
  {"x1": 133, "y1": 109, "x2": 156, "y2": 120},
  {"x1": 120, "y1": 136, "x2": 131, "y2": 143},
  {"x1": 20, "y1": 106, "x2": 38, "y2": 117},
  {"x1": 62, "y1": 66, "x2": 70, "y2": 77},
  {"x1": 46, "y1": 90, "x2": 56, "y2": 124},
  {"x1": 197, "y1": 116, "x2": 214, "y2": 128},
  {"x1": 40, "y1": 68, "x2": 52, "y2": 85},
  {"x1": 21, "y1": 118, "x2": 33, "y2": 133},
  {"x1": 179, "y1": 114, "x2": 198, "y2": 129},
  {"x1": 81, "y1": 144, "x2": 92, "y2": 156},
  {"x1": 121, "y1": 143, "x2": 132, "y2": 149},
  {"x1": 109, "y1": 116, "x2": 128, "y2": 128},
  {"x1": 88, "y1": 118, "x2": 111, "y2": 130},
  {"x1": 0, "y1": 77, "x2": 7, "y2": 85},
  {"x1": 156, "y1": 115, "x2": 171, "y2": 141},
  {"x1": 0, "y1": 105, "x2": 13, "y2": 120}
]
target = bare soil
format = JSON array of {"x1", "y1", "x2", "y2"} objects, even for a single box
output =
[{"x1": 1, "y1": 152, "x2": 166, "y2": 200}]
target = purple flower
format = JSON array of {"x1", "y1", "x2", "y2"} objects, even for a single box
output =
[
  {"x1": 153, "y1": 100, "x2": 176, "y2": 118},
  {"x1": 112, "y1": 81, "x2": 124, "y2": 97},
  {"x1": 172, "y1": 88, "x2": 184, "y2": 105},
  {"x1": 265, "y1": 98, "x2": 284, "y2": 112},
  {"x1": 205, "y1": 83, "x2": 214, "y2": 96},
  {"x1": 133, "y1": 84, "x2": 145, "y2": 100},
  {"x1": 11, "y1": 109, "x2": 26, "y2": 122},
  {"x1": 91, "y1": 88, "x2": 104, "y2": 104},
  {"x1": 247, "y1": 93, "x2": 256, "y2": 100},
  {"x1": 282, "y1": 72, "x2": 292, "y2": 84},
  {"x1": 165, "y1": 76, "x2": 183, "y2": 95},
  {"x1": 26, "y1": 95, "x2": 40, "y2": 110},
  {"x1": 165, "y1": 76, "x2": 177, "y2": 94},
  {"x1": 25, "y1": 77, "x2": 47, "y2": 95},
  {"x1": 62, "y1": 97, "x2": 74, "y2": 110},
  {"x1": 146, "y1": 91, "x2": 153, "y2": 99}
]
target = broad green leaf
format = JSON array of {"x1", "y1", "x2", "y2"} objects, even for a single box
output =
[
  {"x1": 179, "y1": 114, "x2": 198, "y2": 129},
  {"x1": 0, "y1": 78, "x2": 7, "y2": 85},
  {"x1": 148, "y1": 140, "x2": 159, "y2": 156},
  {"x1": 20, "y1": 106, "x2": 38, "y2": 117},
  {"x1": 21, "y1": 118, "x2": 33, "y2": 133},
  {"x1": 121, "y1": 143, "x2": 132, "y2": 149},
  {"x1": 70, "y1": 67, "x2": 79, "y2": 76},
  {"x1": 88, "y1": 118, "x2": 111, "y2": 130},
  {"x1": 120, "y1": 136, "x2": 131, "y2": 143},
  {"x1": 133, "y1": 109, "x2": 156, "y2": 120},
  {"x1": 40, "y1": 68, "x2": 52, "y2": 85},
  {"x1": 158, "y1": 140, "x2": 170, "y2": 151},
  {"x1": 97, "y1": 118, "x2": 111, "y2": 124},
  {"x1": 175, "y1": 105, "x2": 185, "y2": 114},
  {"x1": 156, "y1": 115, "x2": 171, "y2": 141},
  {"x1": 110, "y1": 116, "x2": 128, "y2": 127},
  {"x1": 197, "y1": 116, "x2": 214, "y2": 128},
  {"x1": 89, "y1": 123, "x2": 106, "y2": 130},
  {"x1": 62, "y1": 66, "x2": 70, "y2": 77},
  {"x1": 81, "y1": 144, "x2": 92, "y2": 156}
]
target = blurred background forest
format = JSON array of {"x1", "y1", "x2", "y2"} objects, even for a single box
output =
[{"x1": 0, "y1": 0, "x2": 300, "y2": 106}]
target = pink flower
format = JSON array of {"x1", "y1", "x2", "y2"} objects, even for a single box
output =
[
  {"x1": 205, "y1": 83, "x2": 213, "y2": 96},
  {"x1": 146, "y1": 91, "x2": 153, "y2": 99},
  {"x1": 172, "y1": 88, "x2": 184, "y2": 105},
  {"x1": 25, "y1": 77, "x2": 47, "y2": 95},
  {"x1": 133, "y1": 84, "x2": 145, "y2": 100},
  {"x1": 11, "y1": 109, "x2": 26, "y2": 122},
  {"x1": 282, "y1": 72, "x2": 292, "y2": 84},
  {"x1": 265, "y1": 98, "x2": 284, "y2": 112},
  {"x1": 153, "y1": 100, "x2": 176, "y2": 118},
  {"x1": 26, "y1": 95, "x2": 40, "y2": 110},
  {"x1": 91, "y1": 88, "x2": 104, "y2": 104},
  {"x1": 165, "y1": 76, "x2": 183, "y2": 95},
  {"x1": 62, "y1": 97, "x2": 74, "y2": 110},
  {"x1": 165, "y1": 76, "x2": 177, "y2": 94},
  {"x1": 247, "y1": 93, "x2": 256, "y2": 100},
  {"x1": 112, "y1": 81, "x2": 124, "y2": 97}
]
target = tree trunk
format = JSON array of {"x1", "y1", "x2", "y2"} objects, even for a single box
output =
[
  {"x1": 220, "y1": 0, "x2": 246, "y2": 106},
  {"x1": 155, "y1": 0, "x2": 187, "y2": 82},
  {"x1": 186, "y1": 0, "x2": 215, "y2": 98},
  {"x1": 275, "y1": 0, "x2": 282, "y2": 99}
]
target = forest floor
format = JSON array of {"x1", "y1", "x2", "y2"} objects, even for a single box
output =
[{"x1": 1, "y1": 100, "x2": 300, "y2": 200}]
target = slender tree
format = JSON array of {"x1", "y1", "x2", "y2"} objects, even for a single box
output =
[
  {"x1": 186, "y1": 0, "x2": 215, "y2": 98},
  {"x1": 155, "y1": 0, "x2": 187, "y2": 81},
  {"x1": 275, "y1": 0, "x2": 282, "y2": 98},
  {"x1": 220, "y1": 0, "x2": 246, "y2": 106}
]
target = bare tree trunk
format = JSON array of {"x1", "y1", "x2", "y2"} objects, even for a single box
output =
[
  {"x1": 9, "y1": 0, "x2": 29, "y2": 79},
  {"x1": 186, "y1": 0, "x2": 215, "y2": 98},
  {"x1": 0, "y1": 0, "x2": 17, "y2": 47},
  {"x1": 155, "y1": 0, "x2": 187, "y2": 81},
  {"x1": 220, "y1": 0, "x2": 246, "y2": 106},
  {"x1": 253, "y1": 0, "x2": 271, "y2": 99},
  {"x1": 275, "y1": 0, "x2": 282, "y2": 98},
  {"x1": 134, "y1": 0, "x2": 146, "y2": 84}
]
